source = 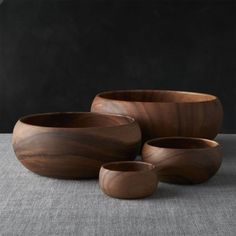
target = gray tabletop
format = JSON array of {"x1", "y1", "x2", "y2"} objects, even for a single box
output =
[{"x1": 0, "y1": 134, "x2": 235, "y2": 236}]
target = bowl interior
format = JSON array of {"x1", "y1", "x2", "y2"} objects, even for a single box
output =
[
  {"x1": 98, "y1": 90, "x2": 216, "y2": 103},
  {"x1": 147, "y1": 137, "x2": 218, "y2": 149},
  {"x1": 20, "y1": 112, "x2": 134, "y2": 128},
  {"x1": 102, "y1": 161, "x2": 155, "y2": 172}
]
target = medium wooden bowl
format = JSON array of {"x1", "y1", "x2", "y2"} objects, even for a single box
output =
[
  {"x1": 99, "y1": 161, "x2": 158, "y2": 199},
  {"x1": 91, "y1": 90, "x2": 223, "y2": 142},
  {"x1": 142, "y1": 137, "x2": 222, "y2": 184},
  {"x1": 12, "y1": 112, "x2": 141, "y2": 179}
]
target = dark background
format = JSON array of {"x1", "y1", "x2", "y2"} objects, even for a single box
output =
[{"x1": 0, "y1": 0, "x2": 235, "y2": 133}]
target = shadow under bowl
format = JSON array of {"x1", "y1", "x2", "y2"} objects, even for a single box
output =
[
  {"x1": 91, "y1": 90, "x2": 223, "y2": 142},
  {"x1": 99, "y1": 161, "x2": 158, "y2": 199},
  {"x1": 142, "y1": 137, "x2": 222, "y2": 184},
  {"x1": 12, "y1": 112, "x2": 141, "y2": 179}
]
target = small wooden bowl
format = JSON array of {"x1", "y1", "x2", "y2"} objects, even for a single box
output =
[
  {"x1": 91, "y1": 90, "x2": 223, "y2": 142},
  {"x1": 99, "y1": 161, "x2": 158, "y2": 199},
  {"x1": 142, "y1": 137, "x2": 222, "y2": 184},
  {"x1": 12, "y1": 112, "x2": 141, "y2": 179}
]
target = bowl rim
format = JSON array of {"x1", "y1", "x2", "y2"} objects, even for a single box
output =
[
  {"x1": 17, "y1": 111, "x2": 137, "y2": 130},
  {"x1": 95, "y1": 89, "x2": 219, "y2": 104},
  {"x1": 101, "y1": 161, "x2": 156, "y2": 173},
  {"x1": 144, "y1": 136, "x2": 219, "y2": 150}
]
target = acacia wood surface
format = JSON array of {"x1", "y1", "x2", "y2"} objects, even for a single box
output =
[
  {"x1": 142, "y1": 137, "x2": 222, "y2": 184},
  {"x1": 99, "y1": 161, "x2": 158, "y2": 199},
  {"x1": 12, "y1": 112, "x2": 141, "y2": 179},
  {"x1": 91, "y1": 90, "x2": 223, "y2": 143}
]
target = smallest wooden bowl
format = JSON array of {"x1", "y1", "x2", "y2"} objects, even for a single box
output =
[
  {"x1": 99, "y1": 161, "x2": 158, "y2": 199},
  {"x1": 142, "y1": 137, "x2": 222, "y2": 184}
]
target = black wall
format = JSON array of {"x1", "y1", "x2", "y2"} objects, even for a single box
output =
[{"x1": 0, "y1": 0, "x2": 235, "y2": 133}]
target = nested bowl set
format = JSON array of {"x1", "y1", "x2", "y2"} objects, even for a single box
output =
[{"x1": 12, "y1": 90, "x2": 223, "y2": 199}]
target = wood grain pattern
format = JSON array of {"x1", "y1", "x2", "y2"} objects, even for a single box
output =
[
  {"x1": 99, "y1": 161, "x2": 158, "y2": 199},
  {"x1": 12, "y1": 112, "x2": 141, "y2": 179},
  {"x1": 142, "y1": 137, "x2": 222, "y2": 184},
  {"x1": 91, "y1": 90, "x2": 223, "y2": 142}
]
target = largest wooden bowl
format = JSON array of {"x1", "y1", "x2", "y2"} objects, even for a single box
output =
[
  {"x1": 91, "y1": 90, "x2": 223, "y2": 142},
  {"x1": 12, "y1": 112, "x2": 141, "y2": 179}
]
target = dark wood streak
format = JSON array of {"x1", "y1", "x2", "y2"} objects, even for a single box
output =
[
  {"x1": 91, "y1": 90, "x2": 223, "y2": 143},
  {"x1": 142, "y1": 137, "x2": 222, "y2": 184},
  {"x1": 14, "y1": 131, "x2": 138, "y2": 162},
  {"x1": 12, "y1": 112, "x2": 141, "y2": 179}
]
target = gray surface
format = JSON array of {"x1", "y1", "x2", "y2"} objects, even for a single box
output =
[{"x1": 0, "y1": 134, "x2": 235, "y2": 236}]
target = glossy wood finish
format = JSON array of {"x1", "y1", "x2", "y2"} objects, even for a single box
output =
[
  {"x1": 142, "y1": 137, "x2": 222, "y2": 184},
  {"x1": 99, "y1": 161, "x2": 158, "y2": 199},
  {"x1": 12, "y1": 112, "x2": 141, "y2": 179},
  {"x1": 91, "y1": 90, "x2": 223, "y2": 142}
]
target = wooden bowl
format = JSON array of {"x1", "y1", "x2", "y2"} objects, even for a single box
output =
[
  {"x1": 91, "y1": 90, "x2": 223, "y2": 142},
  {"x1": 142, "y1": 137, "x2": 222, "y2": 184},
  {"x1": 12, "y1": 112, "x2": 141, "y2": 179},
  {"x1": 99, "y1": 161, "x2": 158, "y2": 199}
]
